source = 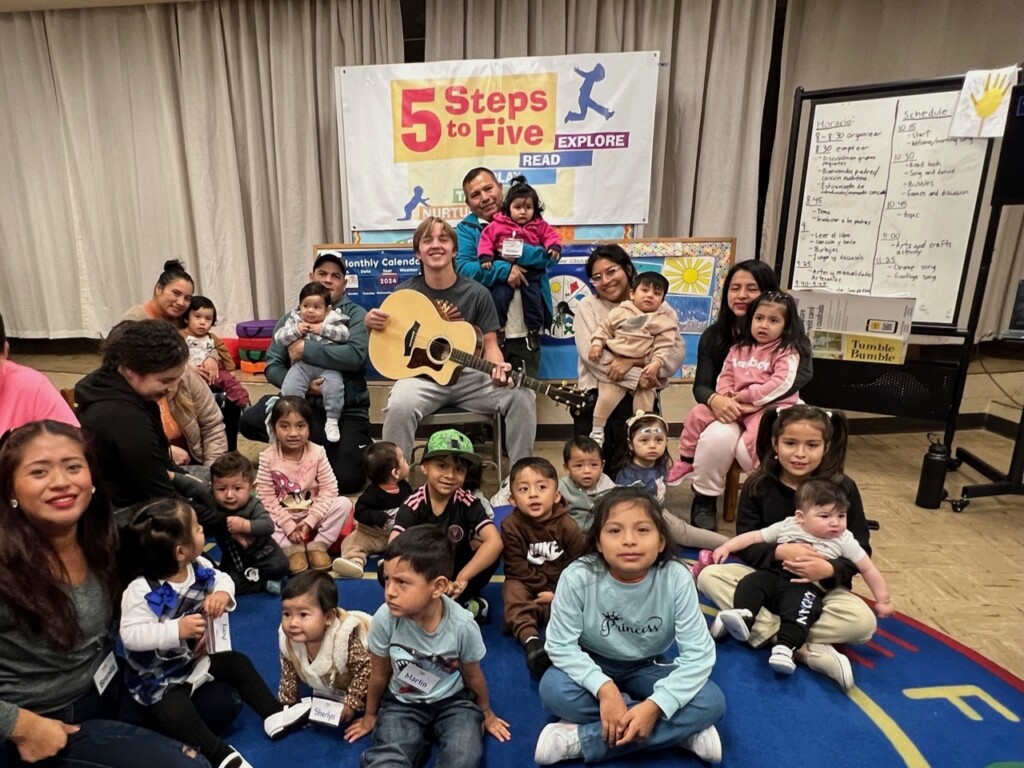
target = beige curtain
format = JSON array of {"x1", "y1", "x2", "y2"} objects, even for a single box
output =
[
  {"x1": 0, "y1": 0, "x2": 403, "y2": 338},
  {"x1": 763, "y1": 0, "x2": 1024, "y2": 337},
  {"x1": 425, "y1": 0, "x2": 776, "y2": 258}
]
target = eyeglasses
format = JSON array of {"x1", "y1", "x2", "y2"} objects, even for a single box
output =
[{"x1": 590, "y1": 265, "x2": 622, "y2": 285}]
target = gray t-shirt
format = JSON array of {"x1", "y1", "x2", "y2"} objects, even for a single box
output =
[
  {"x1": 368, "y1": 595, "x2": 485, "y2": 705},
  {"x1": 397, "y1": 274, "x2": 501, "y2": 335},
  {"x1": 0, "y1": 571, "x2": 112, "y2": 739},
  {"x1": 760, "y1": 517, "x2": 867, "y2": 563}
]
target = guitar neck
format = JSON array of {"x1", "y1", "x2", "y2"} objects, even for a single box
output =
[{"x1": 448, "y1": 349, "x2": 554, "y2": 397}]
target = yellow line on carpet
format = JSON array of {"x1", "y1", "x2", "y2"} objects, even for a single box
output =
[{"x1": 848, "y1": 687, "x2": 929, "y2": 767}]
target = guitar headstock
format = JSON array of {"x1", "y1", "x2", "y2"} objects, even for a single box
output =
[{"x1": 552, "y1": 380, "x2": 588, "y2": 415}]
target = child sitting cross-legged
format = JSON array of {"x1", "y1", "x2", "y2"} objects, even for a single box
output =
[
  {"x1": 119, "y1": 498, "x2": 310, "y2": 768},
  {"x1": 343, "y1": 525, "x2": 511, "y2": 766},
  {"x1": 278, "y1": 571, "x2": 373, "y2": 722},
  {"x1": 558, "y1": 435, "x2": 615, "y2": 532},
  {"x1": 332, "y1": 441, "x2": 413, "y2": 579},
  {"x1": 501, "y1": 457, "x2": 586, "y2": 676},
  {"x1": 388, "y1": 429, "x2": 503, "y2": 622},
  {"x1": 705, "y1": 477, "x2": 893, "y2": 675}
]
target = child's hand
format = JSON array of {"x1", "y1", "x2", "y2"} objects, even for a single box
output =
[
  {"x1": 481, "y1": 261, "x2": 493, "y2": 270},
  {"x1": 597, "y1": 683, "x2": 627, "y2": 746},
  {"x1": 309, "y1": 322, "x2": 324, "y2": 336},
  {"x1": 291, "y1": 523, "x2": 313, "y2": 544},
  {"x1": 535, "y1": 590, "x2": 555, "y2": 605},
  {"x1": 547, "y1": 247, "x2": 561, "y2": 264},
  {"x1": 482, "y1": 709, "x2": 511, "y2": 742},
  {"x1": 204, "y1": 591, "x2": 231, "y2": 619},
  {"x1": 588, "y1": 343, "x2": 604, "y2": 362},
  {"x1": 615, "y1": 700, "x2": 661, "y2": 746},
  {"x1": 225, "y1": 516, "x2": 250, "y2": 535},
  {"x1": 178, "y1": 613, "x2": 206, "y2": 641},
  {"x1": 447, "y1": 576, "x2": 467, "y2": 599},
  {"x1": 638, "y1": 362, "x2": 661, "y2": 389},
  {"x1": 298, "y1": 323, "x2": 312, "y2": 336},
  {"x1": 711, "y1": 546, "x2": 730, "y2": 564},
  {"x1": 344, "y1": 714, "x2": 375, "y2": 743},
  {"x1": 874, "y1": 598, "x2": 894, "y2": 618}
]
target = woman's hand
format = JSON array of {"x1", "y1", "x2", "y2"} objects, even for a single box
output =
[
  {"x1": 597, "y1": 682, "x2": 627, "y2": 745},
  {"x1": 482, "y1": 709, "x2": 511, "y2": 742},
  {"x1": 169, "y1": 446, "x2": 190, "y2": 465},
  {"x1": 708, "y1": 393, "x2": 743, "y2": 423},
  {"x1": 506, "y1": 264, "x2": 527, "y2": 288},
  {"x1": 204, "y1": 591, "x2": 231, "y2": 619},
  {"x1": 199, "y1": 356, "x2": 219, "y2": 383},
  {"x1": 606, "y1": 356, "x2": 635, "y2": 382},
  {"x1": 615, "y1": 700, "x2": 662, "y2": 746},
  {"x1": 588, "y1": 343, "x2": 604, "y2": 362},
  {"x1": 10, "y1": 709, "x2": 79, "y2": 762},
  {"x1": 364, "y1": 308, "x2": 389, "y2": 331}
]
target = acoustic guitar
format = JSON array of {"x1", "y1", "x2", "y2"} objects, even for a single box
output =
[{"x1": 369, "y1": 290, "x2": 587, "y2": 414}]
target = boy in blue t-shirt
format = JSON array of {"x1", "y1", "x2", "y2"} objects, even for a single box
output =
[{"x1": 345, "y1": 525, "x2": 510, "y2": 766}]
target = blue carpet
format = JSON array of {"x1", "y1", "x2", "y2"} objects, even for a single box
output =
[{"x1": 210, "y1": 561, "x2": 1024, "y2": 768}]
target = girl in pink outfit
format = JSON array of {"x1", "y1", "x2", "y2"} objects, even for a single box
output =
[
  {"x1": 671, "y1": 292, "x2": 810, "y2": 482},
  {"x1": 477, "y1": 175, "x2": 562, "y2": 333},
  {"x1": 257, "y1": 396, "x2": 352, "y2": 575}
]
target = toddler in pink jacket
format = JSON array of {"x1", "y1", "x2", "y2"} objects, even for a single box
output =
[{"x1": 672, "y1": 291, "x2": 811, "y2": 481}]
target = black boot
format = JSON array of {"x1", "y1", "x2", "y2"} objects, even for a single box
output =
[
  {"x1": 524, "y1": 637, "x2": 552, "y2": 676},
  {"x1": 690, "y1": 492, "x2": 719, "y2": 531}
]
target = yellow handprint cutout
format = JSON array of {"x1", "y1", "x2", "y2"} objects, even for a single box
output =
[{"x1": 970, "y1": 72, "x2": 1012, "y2": 135}]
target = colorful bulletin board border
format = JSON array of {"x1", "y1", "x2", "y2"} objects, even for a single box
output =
[
  {"x1": 313, "y1": 238, "x2": 734, "y2": 382},
  {"x1": 336, "y1": 52, "x2": 660, "y2": 231}
]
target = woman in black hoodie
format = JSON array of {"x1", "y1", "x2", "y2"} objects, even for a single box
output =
[{"x1": 75, "y1": 320, "x2": 189, "y2": 510}]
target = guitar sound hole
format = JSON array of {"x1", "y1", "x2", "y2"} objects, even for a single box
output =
[{"x1": 429, "y1": 339, "x2": 452, "y2": 364}]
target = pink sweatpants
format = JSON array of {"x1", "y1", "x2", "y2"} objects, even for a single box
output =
[
  {"x1": 271, "y1": 497, "x2": 353, "y2": 550},
  {"x1": 678, "y1": 405, "x2": 766, "y2": 467}
]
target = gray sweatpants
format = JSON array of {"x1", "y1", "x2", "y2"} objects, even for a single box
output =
[
  {"x1": 381, "y1": 369, "x2": 537, "y2": 469},
  {"x1": 280, "y1": 362, "x2": 344, "y2": 420}
]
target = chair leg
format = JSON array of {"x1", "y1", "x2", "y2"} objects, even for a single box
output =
[
  {"x1": 493, "y1": 413, "x2": 503, "y2": 480},
  {"x1": 723, "y1": 461, "x2": 741, "y2": 523}
]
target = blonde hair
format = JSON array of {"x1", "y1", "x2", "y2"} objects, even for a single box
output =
[{"x1": 412, "y1": 217, "x2": 457, "y2": 254}]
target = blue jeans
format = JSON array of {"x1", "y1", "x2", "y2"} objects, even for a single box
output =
[
  {"x1": 0, "y1": 718, "x2": 211, "y2": 768},
  {"x1": 539, "y1": 653, "x2": 725, "y2": 763},
  {"x1": 361, "y1": 689, "x2": 484, "y2": 768}
]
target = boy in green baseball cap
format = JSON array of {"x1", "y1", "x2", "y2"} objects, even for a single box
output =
[{"x1": 388, "y1": 429, "x2": 502, "y2": 622}]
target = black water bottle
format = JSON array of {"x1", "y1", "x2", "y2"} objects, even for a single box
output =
[{"x1": 915, "y1": 437, "x2": 950, "y2": 509}]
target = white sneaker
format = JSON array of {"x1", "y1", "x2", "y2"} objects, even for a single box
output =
[
  {"x1": 489, "y1": 476, "x2": 512, "y2": 508},
  {"x1": 796, "y1": 643, "x2": 854, "y2": 691},
  {"x1": 324, "y1": 419, "x2": 341, "y2": 443},
  {"x1": 684, "y1": 725, "x2": 722, "y2": 764},
  {"x1": 588, "y1": 429, "x2": 605, "y2": 447},
  {"x1": 264, "y1": 700, "x2": 311, "y2": 739},
  {"x1": 331, "y1": 557, "x2": 364, "y2": 579},
  {"x1": 716, "y1": 609, "x2": 753, "y2": 642},
  {"x1": 217, "y1": 749, "x2": 254, "y2": 768},
  {"x1": 534, "y1": 722, "x2": 582, "y2": 764},
  {"x1": 769, "y1": 644, "x2": 796, "y2": 675}
]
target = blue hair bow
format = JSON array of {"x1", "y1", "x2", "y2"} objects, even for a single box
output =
[
  {"x1": 194, "y1": 563, "x2": 216, "y2": 591},
  {"x1": 145, "y1": 582, "x2": 180, "y2": 618}
]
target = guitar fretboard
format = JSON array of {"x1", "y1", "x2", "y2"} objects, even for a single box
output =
[{"x1": 448, "y1": 348, "x2": 561, "y2": 399}]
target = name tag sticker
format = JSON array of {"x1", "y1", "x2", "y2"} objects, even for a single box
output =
[
  {"x1": 396, "y1": 663, "x2": 440, "y2": 693},
  {"x1": 309, "y1": 696, "x2": 344, "y2": 727},
  {"x1": 501, "y1": 237, "x2": 524, "y2": 260},
  {"x1": 207, "y1": 613, "x2": 232, "y2": 653},
  {"x1": 93, "y1": 651, "x2": 118, "y2": 695}
]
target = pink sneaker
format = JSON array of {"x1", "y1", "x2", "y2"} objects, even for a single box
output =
[
  {"x1": 666, "y1": 460, "x2": 693, "y2": 486},
  {"x1": 690, "y1": 549, "x2": 715, "y2": 579}
]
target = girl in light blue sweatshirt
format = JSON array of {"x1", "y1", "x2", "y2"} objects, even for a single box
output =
[{"x1": 533, "y1": 486, "x2": 726, "y2": 765}]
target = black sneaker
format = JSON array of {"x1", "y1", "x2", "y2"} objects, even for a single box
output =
[
  {"x1": 524, "y1": 637, "x2": 552, "y2": 676},
  {"x1": 690, "y1": 492, "x2": 719, "y2": 531}
]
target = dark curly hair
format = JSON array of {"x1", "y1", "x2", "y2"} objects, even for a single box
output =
[{"x1": 103, "y1": 320, "x2": 188, "y2": 374}]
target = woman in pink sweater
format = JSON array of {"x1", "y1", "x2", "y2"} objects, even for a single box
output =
[{"x1": 257, "y1": 396, "x2": 352, "y2": 575}]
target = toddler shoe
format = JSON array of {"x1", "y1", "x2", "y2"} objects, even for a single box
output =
[
  {"x1": 769, "y1": 644, "x2": 796, "y2": 675},
  {"x1": 306, "y1": 545, "x2": 332, "y2": 572},
  {"x1": 588, "y1": 428, "x2": 605, "y2": 447},
  {"x1": 712, "y1": 608, "x2": 753, "y2": 642},
  {"x1": 217, "y1": 748, "x2": 254, "y2": 768},
  {"x1": 535, "y1": 722, "x2": 582, "y2": 765},
  {"x1": 324, "y1": 418, "x2": 341, "y2": 443},
  {"x1": 524, "y1": 636, "x2": 552, "y2": 677},
  {"x1": 665, "y1": 459, "x2": 693, "y2": 486},
  {"x1": 286, "y1": 547, "x2": 309, "y2": 575},
  {"x1": 264, "y1": 700, "x2": 312, "y2": 739},
  {"x1": 332, "y1": 556, "x2": 365, "y2": 579},
  {"x1": 689, "y1": 549, "x2": 715, "y2": 580},
  {"x1": 684, "y1": 725, "x2": 722, "y2": 764},
  {"x1": 464, "y1": 596, "x2": 490, "y2": 624}
]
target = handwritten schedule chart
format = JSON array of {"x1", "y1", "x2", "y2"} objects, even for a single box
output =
[{"x1": 794, "y1": 91, "x2": 987, "y2": 324}]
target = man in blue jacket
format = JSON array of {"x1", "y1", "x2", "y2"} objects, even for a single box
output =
[{"x1": 455, "y1": 167, "x2": 557, "y2": 378}]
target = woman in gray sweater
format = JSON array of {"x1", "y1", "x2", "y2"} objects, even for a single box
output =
[{"x1": 0, "y1": 420, "x2": 212, "y2": 767}]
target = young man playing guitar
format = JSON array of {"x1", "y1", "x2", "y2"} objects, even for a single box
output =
[{"x1": 365, "y1": 217, "x2": 538, "y2": 469}]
